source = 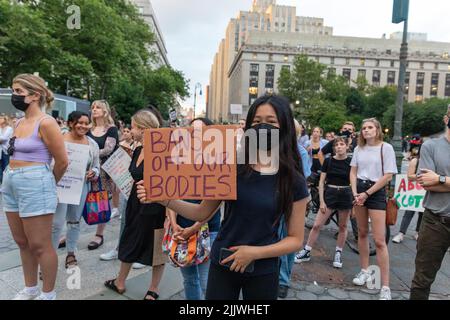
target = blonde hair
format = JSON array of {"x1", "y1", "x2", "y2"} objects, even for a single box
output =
[
  {"x1": 91, "y1": 100, "x2": 115, "y2": 128},
  {"x1": 12, "y1": 74, "x2": 54, "y2": 111},
  {"x1": 294, "y1": 119, "x2": 301, "y2": 138},
  {"x1": 132, "y1": 109, "x2": 160, "y2": 129},
  {"x1": 0, "y1": 114, "x2": 11, "y2": 127},
  {"x1": 358, "y1": 118, "x2": 384, "y2": 147},
  {"x1": 312, "y1": 126, "x2": 323, "y2": 136}
]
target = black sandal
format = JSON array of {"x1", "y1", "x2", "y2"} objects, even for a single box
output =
[
  {"x1": 104, "y1": 279, "x2": 126, "y2": 294},
  {"x1": 88, "y1": 234, "x2": 104, "y2": 250},
  {"x1": 143, "y1": 290, "x2": 159, "y2": 300},
  {"x1": 65, "y1": 254, "x2": 78, "y2": 269}
]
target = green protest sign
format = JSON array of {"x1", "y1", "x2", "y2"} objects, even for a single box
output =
[{"x1": 394, "y1": 174, "x2": 426, "y2": 212}]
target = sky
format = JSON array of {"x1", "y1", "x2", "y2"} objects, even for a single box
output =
[{"x1": 150, "y1": 0, "x2": 450, "y2": 113}]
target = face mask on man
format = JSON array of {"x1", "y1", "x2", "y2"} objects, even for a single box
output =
[
  {"x1": 340, "y1": 130, "x2": 352, "y2": 138},
  {"x1": 251, "y1": 123, "x2": 279, "y2": 151},
  {"x1": 11, "y1": 94, "x2": 31, "y2": 112}
]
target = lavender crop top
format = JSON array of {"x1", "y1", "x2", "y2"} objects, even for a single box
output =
[{"x1": 11, "y1": 117, "x2": 52, "y2": 164}]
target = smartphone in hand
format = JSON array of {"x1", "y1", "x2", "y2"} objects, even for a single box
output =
[{"x1": 220, "y1": 248, "x2": 255, "y2": 273}]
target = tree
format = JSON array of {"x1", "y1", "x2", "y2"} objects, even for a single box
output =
[
  {"x1": 364, "y1": 86, "x2": 397, "y2": 119},
  {"x1": 277, "y1": 54, "x2": 326, "y2": 115}
]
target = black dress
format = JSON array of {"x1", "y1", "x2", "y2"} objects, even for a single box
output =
[{"x1": 118, "y1": 147, "x2": 167, "y2": 266}]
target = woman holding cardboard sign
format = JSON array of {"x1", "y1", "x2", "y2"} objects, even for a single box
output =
[
  {"x1": 104, "y1": 109, "x2": 167, "y2": 301},
  {"x1": 137, "y1": 95, "x2": 309, "y2": 300}
]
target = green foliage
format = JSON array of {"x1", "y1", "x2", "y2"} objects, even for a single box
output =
[{"x1": 0, "y1": 0, "x2": 189, "y2": 121}]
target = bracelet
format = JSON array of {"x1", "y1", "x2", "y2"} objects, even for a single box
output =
[{"x1": 364, "y1": 191, "x2": 371, "y2": 197}]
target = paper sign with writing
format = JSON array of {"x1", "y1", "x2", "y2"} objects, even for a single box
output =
[
  {"x1": 394, "y1": 174, "x2": 426, "y2": 212},
  {"x1": 102, "y1": 147, "x2": 133, "y2": 199},
  {"x1": 57, "y1": 142, "x2": 90, "y2": 205},
  {"x1": 144, "y1": 125, "x2": 237, "y2": 201}
]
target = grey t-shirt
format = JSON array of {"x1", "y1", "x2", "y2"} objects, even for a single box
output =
[{"x1": 419, "y1": 136, "x2": 450, "y2": 217}]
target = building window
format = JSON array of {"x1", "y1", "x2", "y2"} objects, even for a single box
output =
[
  {"x1": 387, "y1": 71, "x2": 396, "y2": 85},
  {"x1": 343, "y1": 69, "x2": 351, "y2": 82},
  {"x1": 328, "y1": 68, "x2": 336, "y2": 78},
  {"x1": 265, "y1": 64, "x2": 275, "y2": 89},
  {"x1": 445, "y1": 74, "x2": 450, "y2": 97},
  {"x1": 268, "y1": 54, "x2": 273, "y2": 62},
  {"x1": 252, "y1": 53, "x2": 258, "y2": 59},
  {"x1": 345, "y1": 58, "x2": 350, "y2": 66},
  {"x1": 360, "y1": 58, "x2": 366, "y2": 66},
  {"x1": 282, "y1": 65, "x2": 291, "y2": 72},
  {"x1": 375, "y1": 60, "x2": 380, "y2": 67},
  {"x1": 372, "y1": 70, "x2": 381, "y2": 86},
  {"x1": 434, "y1": 63, "x2": 439, "y2": 70},
  {"x1": 249, "y1": 64, "x2": 259, "y2": 88},
  {"x1": 420, "y1": 62, "x2": 424, "y2": 69},
  {"x1": 416, "y1": 72, "x2": 425, "y2": 96},
  {"x1": 430, "y1": 73, "x2": 439, "y2": 97},
  {"x1": 390, "y1": 60, "x2": 395, "y2": 68},
  {"x1": 283, "y1": 55, "x2": 289, "y2": 62},
  {"x1": 358, "y1": 69, "x2": 366, "y2": 79},
  {"x1": 330, "y1": 57, "x2": 335, "y2": 65},
  {"x1": 405, "y1": 72, "x2": 410, "y2": 95},
  {"x1": 249, "y1": 87, "x2": 258, "y2": 106}
]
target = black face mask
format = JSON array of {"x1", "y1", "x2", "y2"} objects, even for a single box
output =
[
  {"x1": 447, "y1": 119, "x2": 450, "y2": 130},
  {"x1": 341, "y1": 130, "x2": 352, "y2": 138},
  {"x1": 251, "y1": 123, "x2": 279, "y2": 151},
  {"x1": 11, "y1": 94, "x2": 30, "y2": 112}
]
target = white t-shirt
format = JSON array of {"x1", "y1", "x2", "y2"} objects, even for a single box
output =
[{"x1": 350, "y1": 143, "x2": 398, "y2": 182}]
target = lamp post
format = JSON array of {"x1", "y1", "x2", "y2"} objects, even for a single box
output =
[
  {"x1": 392, "y1": 0, "x2": 410, "y2": 172},
  {"x1": 193, "y1": 82, "x2": 202, "y2": 119}
]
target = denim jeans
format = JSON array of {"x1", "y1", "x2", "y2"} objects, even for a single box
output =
[
  {"x1": 180, "y1": 231, "x2": 218, "y2": 300},
  {"x1": 0, "y1": 151, "x2": 9, "y2": 184},
  {"x1": 400, "y1": 210, "x2": 423, "y2": 234},
  {"x1": 52, "y1": 182, "x2": 90, "y2": 252},
  {"x1": 278, "y1": 217, "x2": 295, "y2": 287}
]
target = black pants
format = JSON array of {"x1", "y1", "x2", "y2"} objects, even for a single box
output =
[
  {"x1": 205, "y1": 263, "x2": 279, "y2": 300},
  {"x1": 410, "y1": 209, "x2": 450, "y2": 300}
]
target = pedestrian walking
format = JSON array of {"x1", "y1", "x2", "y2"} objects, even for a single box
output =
[
  {"x1": 137, "y1": 94, "x2": 309, "y2": 300},
  {"x1": 86, "y1": 100, "x2": 119, "y2": 250},
  {"x1": 350, "y1": 118, "x2": 397, "y2": 300},
  {"x1": 3, "y1": 74, "x2": 68, "y2": 300},
  {"x1": 51, "y1": 111, "x2": 100, "y2": 268},
  {"x1": 410, "y1": 114, "x2": 450, "y2": 300}
]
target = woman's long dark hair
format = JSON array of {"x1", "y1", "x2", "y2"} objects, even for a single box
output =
[{"x1": 241, "y1": 95, "x2": 303, "y2": 224}]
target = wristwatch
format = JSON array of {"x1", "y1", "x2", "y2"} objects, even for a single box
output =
[{"x1": 439, "y1": 175, "x2": 447, "y2": 184}]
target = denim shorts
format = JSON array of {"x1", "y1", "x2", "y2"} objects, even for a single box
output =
[
  {"x1": 356, "y1": 179, "x2": 387, "y2": 211},
  {"x1": 2, "y1": 165, "x2": 57, "y2": 218}
]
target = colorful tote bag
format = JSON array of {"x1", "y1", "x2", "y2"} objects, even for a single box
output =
[{"x1": 82, "y1": 179, "x2": 111, "y2": 225}]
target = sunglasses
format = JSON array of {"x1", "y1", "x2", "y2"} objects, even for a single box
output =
[{"x1": 7, "y1": 136, "x2": 16, "y2": 156}]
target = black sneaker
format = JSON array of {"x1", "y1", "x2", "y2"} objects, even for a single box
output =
[
  {"x1": 278, "y1": 285, "x2": 289, "y2": 299},
  {"x1": 294, "y1": 249, "x2": 311, "y2": 263}
]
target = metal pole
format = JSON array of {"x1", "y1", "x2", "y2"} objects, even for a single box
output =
[
  {"x1": 193, "y1": 89, "x2": 197, "y2": 119},
  {"x1": 392, "y1": 18, "x2": 408, "y2": 172}
]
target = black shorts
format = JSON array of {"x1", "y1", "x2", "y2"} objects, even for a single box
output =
[
  {"x1": 357, "y1": 179, "x2": 387, "y2": 211},
  {"x1": 324, "y1": 186, "x2": 353, "y2": 210}
]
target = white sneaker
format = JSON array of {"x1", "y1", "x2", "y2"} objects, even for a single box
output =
[
  {"x1": 12, "y1": 289, "x2": 40, "y2": 300},
  {"x1": 392, "y1": 233, "x2": 404, "y2": 244},
  {"x1": 35, "y1": 293, "x2": 56, "y2": 300},
  {"x1": 379, "y1": 286, "x2": 392, "y2": 300},
  {"x1": 352, "y1": 270, "x2": 372, "y2": 286},
  {"x1": 132, "y1": 263, "x2": 147, "y2": 269},
  {"x1": 333, "y1": 251, "x2": 343, "y2": 268},
  {"x1": 100, "y1": 249, "x2": 118, "y2": 261},
  {"x1": 111, "y1": 208, "x2": 120, "y2": 219}
]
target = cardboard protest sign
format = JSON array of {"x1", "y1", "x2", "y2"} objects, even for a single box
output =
[
  {"x1": 57, "y1": 142, "x2": 90, "y2": 205},
  {"x1": 144, "y1": 125, "x2": 237, "y2": 201},
  {"x1": 394, "y1": 174, "x2": 426, "y2": 212}
]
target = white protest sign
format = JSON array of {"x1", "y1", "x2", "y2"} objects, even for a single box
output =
[
  {"x1": 57, "y1": 142, "x2": 90, "y2": 205},
  {"x1": 394, "y1": 174, "x2": 426, "y2": 213},
  {"x1": 102, "y1": 147, "x2": 133, "y2": 199}
]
